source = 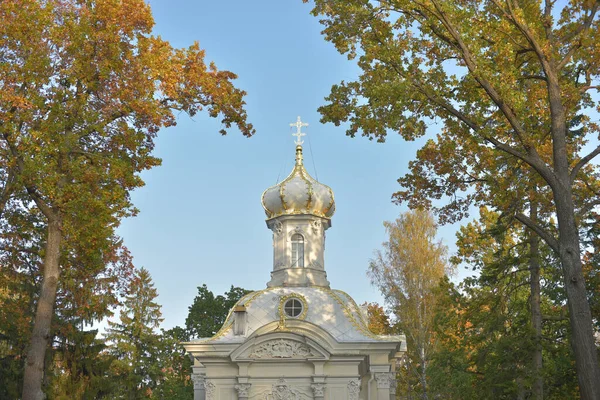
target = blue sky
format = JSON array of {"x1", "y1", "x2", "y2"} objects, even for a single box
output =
[{"x1": 116, "y1": 0, "x2": 467, "y2": 330}]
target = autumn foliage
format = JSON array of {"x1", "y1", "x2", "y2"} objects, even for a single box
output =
[{"x1": 0, "y1": 0, "x2": 253, "y2": 398}]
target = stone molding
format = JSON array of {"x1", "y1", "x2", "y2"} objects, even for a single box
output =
[{"x1": 249, "y1": 339, "x2": 314, "y2": 359}]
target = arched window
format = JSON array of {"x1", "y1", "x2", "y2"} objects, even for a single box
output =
[{"x1": 291, "y1": 234, "x2": 304, "y2": 267}]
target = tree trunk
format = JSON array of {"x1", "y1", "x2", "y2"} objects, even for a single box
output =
[
  {"x1": 529, "y1": 200, "x2": 543, "y2": 400},
  {"x1": 22, "y1": 216, "x2": 62, "y2": 400},
  {"x1": 545, "y1": 63, "x2": 600, "y2": 399},
  {"x1": 421, "y1": 344, "x2": 428, "y2": 400},
  {"x1": 553, "y1": 187, "x2": 600, "y2": 400}
]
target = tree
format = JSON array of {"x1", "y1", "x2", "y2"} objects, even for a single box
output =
[
  {"x1": 149, "y1": 327, "x2": 193, "y2": 400},
  {"x1": 0, "y1": 193, "x2": 134, "y2": 398},
  {"x1": 363, "y1": 302, "x2": 393, "y2": 335},
  {"x1": 104, "y1": 268, "x2": 164, "y2": 399},
  {"x1": 185, "y1": 285, "x2": 251, "y2": 340},
  {"x1": 47, "y1": 329, "x2": 116, "y2": 400},
  {"x1": 452, "y1": 208, "x2": 572, "y2": 399},
  {"x1": 369, "y1": 209, "x2": 450, "y2": 399},
  {"x1": 0, "y1": 0, "x2": 253, "y2": 398},
  {"x1": 425, "y1": 208, "x2": 580, "y2": 399},
  {"x1": 308, "y1": 1, "x2": 600, "y2": 397}
]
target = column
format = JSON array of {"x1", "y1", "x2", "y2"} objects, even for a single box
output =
[
  {"x1": 191, "y1": 371, "x2": 206, "y2": 400},
  {"x1": 375, "y1": 372, "x2": 392, "y2": 400},
  {"x1": 389, "y1": 375, "x2": 397, "y2": 400}
]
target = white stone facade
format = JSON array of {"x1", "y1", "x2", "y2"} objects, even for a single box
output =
[
  {"x1": 267, "y1": 215, "x2": 330, "y2": 288},
  {"x1": 183, "y1": 120, "x2": 405, "y2": 399}
]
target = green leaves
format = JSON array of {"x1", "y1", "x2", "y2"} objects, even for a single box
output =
[
  {"x1": 185, "y1": 284, "x2": 251, "y2": 340},
  {"x1": 0, "y1": 1, "x2": 254, "y2": 396}
]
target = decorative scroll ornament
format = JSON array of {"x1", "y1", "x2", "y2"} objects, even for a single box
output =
[
  {"x1": 311, "y1": 383, "x2": 325, "y2": 397},
  {"x1": 249, "y1": 339, "x2": 314, "y2": 359},
  {"x1": 311, "y1": 219, "x2": 322, "y2": 234},
  {"x1": 347, "y1": 379, "x2": 360, "y2": 400},
  {"x1": 205, "y1": 380, "x2": 216, "y2": 400},
  {"x1": 191, "y1": 374, "x2": 205, "y2": 390},
  {"x1": 272, "y1": 220, "x2": 283, "y2": 235},
  {"x1": 375, "y1": 372, "x2": 392, "y2": 389},
  {"x1": 267, "y1": 378, "x2": 300, "y2": 400},
  {"x1": 235, "y1": 383, "x2": 252, "y2": 397}
]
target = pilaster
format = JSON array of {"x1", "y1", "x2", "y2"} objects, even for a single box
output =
[
  {"x1": 375, "y1": 372, "x2": 395, "y2": 400},
  {"x1": 191, "y1": 368, "x2": 206, "y2": 400}
]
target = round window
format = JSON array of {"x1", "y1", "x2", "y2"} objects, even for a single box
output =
[{"x1": 283, "y1": 298, "x2": 303, "y2": 318}]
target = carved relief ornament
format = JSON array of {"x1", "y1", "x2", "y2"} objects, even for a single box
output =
[
  {"x1": 191, "y1": 374, "x2": 205, "y2": 390},
  {"x1": 311, "y1": 219, "x2": 322, "y2": 234},
  {"x1": 375, "y1": 372, "x2": 394, "y2": 389},
  {"x1": 311, "y1": 383, "x2": 325, "y2": 397},
  {"x1": 249, "y1": 339, "x2": 314, "y2": 359},
  {"x1": 267, "y1": 378, "x2": 300, "y2": 400},
  {"x1": 235, "y1": 383, "x2": 251, "y2": 397},
  {"x1": 347, "y1": 379, "x2": 360, "y2": 400},
  {"x1": 274, "y1": 220, "x2": 284, "y2": 235},
  {"x1": 205, "y1": 379, "x2": 216, "y2": 400}
]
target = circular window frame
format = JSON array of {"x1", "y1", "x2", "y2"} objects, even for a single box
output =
[
  {"x1": 278, "y1": 294, "x2": 308, "y2": 320},
  {"x1": 283, "y1": 298, "x2": 303, "y2": 318}
]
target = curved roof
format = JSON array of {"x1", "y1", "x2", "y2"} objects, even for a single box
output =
[
  {"x1": 188, "y1": 287, "x2": 401, "y2": 344},
  {"x1": 261, "y1": 146, "x2": 335, "y2": 219}
]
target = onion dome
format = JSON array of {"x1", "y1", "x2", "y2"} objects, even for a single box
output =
[{"x1": 261, "y1": 144, "x2": 335, "y2": 219}]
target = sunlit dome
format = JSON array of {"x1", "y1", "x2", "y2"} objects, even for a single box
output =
[{"x1": 261, "y1": 118, "x2": 335, "y2": 219}]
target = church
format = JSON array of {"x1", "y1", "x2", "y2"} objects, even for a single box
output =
[{"x1": 183, "y1": 118, "x2": 405, "y2": 400}]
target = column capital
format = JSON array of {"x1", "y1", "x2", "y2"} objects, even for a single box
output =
[
  {"x1": 311, "y1": 382, "x2": 325, "y2": 397},
  {"x1": 375, "y1": 372, "x2": 394, "y2": 389},
  {"x1": 235, "y1": 383, "x2": 251, "y2": 398},
  {"x1": 191, "y1": 373, "x2": 205, "y2": 390}
]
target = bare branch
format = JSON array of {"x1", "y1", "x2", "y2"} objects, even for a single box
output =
[
  {"x1": 431, "y1": 0, "x2": 531, "y2": 149},
  {"x1": 570, "y1": 145, "x2": 600, "y2": 183},
  {"x1": 515, "y1": 212, "x2": 559, "y2": 253},
  {"x1": 558, "y1": 4, "x2": 599, "y2": 70}
]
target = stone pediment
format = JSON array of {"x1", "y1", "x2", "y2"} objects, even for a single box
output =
[{"x1": 231, "y1": 334, "x2": 329, "y2": 362}]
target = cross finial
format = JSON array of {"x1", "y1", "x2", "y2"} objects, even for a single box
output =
[{"x1": 290, "y1": 116, "x2": 308, "y2": 145}]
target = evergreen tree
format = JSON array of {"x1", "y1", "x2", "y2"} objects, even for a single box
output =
[
  {"x1": 308, "y1": 1, "x2": 600, "y2": 396},
  {"x1": 149, "y1": 327, "x2": 193, "y2": 400},
  {"x1": 429, "y1": 209, "x2": 579, "y2": 399},
  {"x1": 105, "y1": 268, "x2": 164, "y2": 399}
]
